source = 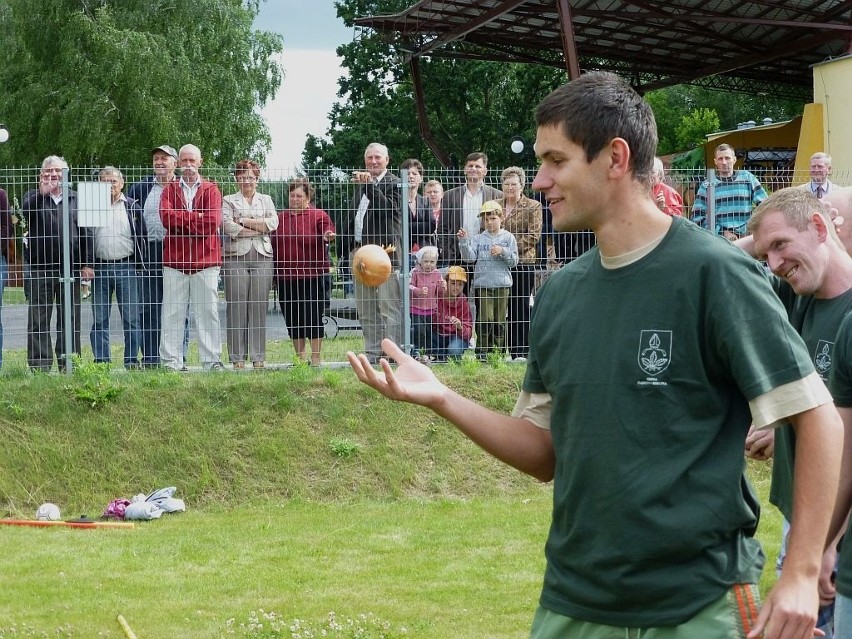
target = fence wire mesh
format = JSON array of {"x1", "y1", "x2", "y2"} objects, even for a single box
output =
[{"x1": 0, "y1": 164, "x2": 848, "y2": 372}]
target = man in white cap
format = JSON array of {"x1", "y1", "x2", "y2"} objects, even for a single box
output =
[{"x1": 128, "y1": 144, "x2": 187, "y2": 368}]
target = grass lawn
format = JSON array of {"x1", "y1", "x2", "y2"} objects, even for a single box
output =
[
  {"x1": 0, "y1": 360, "x2": 784, "y2": 638},
  {"x1": 0, "y1": 496, "x2": 552, "y2": 638}
]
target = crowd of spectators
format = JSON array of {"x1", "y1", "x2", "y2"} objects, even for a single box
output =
[{"x1": 0, "y1": 144, "x2": 844, "y2": 371}]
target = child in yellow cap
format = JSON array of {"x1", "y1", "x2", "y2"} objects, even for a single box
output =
[{"x1": 433, "y1": 266, "x2": 473, "y2": 361}]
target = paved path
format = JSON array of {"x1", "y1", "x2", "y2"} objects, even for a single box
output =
[{"x1": 0, "y1": 297, "x2": 360, "y2": 350}]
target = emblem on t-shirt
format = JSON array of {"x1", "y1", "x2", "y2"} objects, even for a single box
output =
[
  {"x1": 814, "y1": 340, "x2": 834, "y2": 380},
  {"x1": 638, "y1": 330, "x2": 672, "y2": 379}
]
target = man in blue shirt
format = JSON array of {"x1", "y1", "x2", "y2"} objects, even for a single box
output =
[{"x1": 692, "y1": 143, "x2": 767, "y2": 240}]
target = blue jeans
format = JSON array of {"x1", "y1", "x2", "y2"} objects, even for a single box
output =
[
  {"x1": 835, "y1": 594, "x2": 852, "y2": 638},
  {"x1": 777, "y1": 518, "x2": 835, "y2": 637},
  {"x1": 432, "y1": 333, "x2": 468, "y2": 361},
  {"x1": 90, "y1": 260, "x2": 141, "y2": 366},
  {"x1": 0, "y1": 255, "x2": 6, "y2": 368},
  {"x1": 140, "y1": 242, "x2": 188, "y2": 366}
]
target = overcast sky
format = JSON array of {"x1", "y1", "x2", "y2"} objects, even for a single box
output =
[{"x1": 255, "y1": 0, "x2": 353, "y2": 172}]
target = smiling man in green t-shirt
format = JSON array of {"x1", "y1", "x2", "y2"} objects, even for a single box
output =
[{"x1": 744, "y1": 188, "x2": 852, "y2": 639}]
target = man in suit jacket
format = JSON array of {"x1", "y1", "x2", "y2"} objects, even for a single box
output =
[
  {"x1": 348, "y1": 142, "x2": 403, "y2": 363},
  {"x1": 798, "y1": 152, "x2": 835, "y2": 200},
  {"x1": 88, "y1": 166, "x2": 148, "y2": 368},
  {"x1": 436, "y1": 152, "x2": 502, "y2": 268},
  {"x1": 159, "y1": 144, "x2": 224, "y2": 371},
  {"x1": 23, "y1": 155, "x2": 94, "y2": 371}
]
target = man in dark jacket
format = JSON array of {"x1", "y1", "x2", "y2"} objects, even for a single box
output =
[
  {"x1": 127, "y1": 144, "x2": 181, "y2": 367},
  {"x1": 346, "y1": 142, "x2": 402, "y2": 364},
  {"x1": 22, "y1": 155, "x2": 94, "y2": 371},
  {"x1": 0, "y1": 186, "x2": 13, "y2": 369},
  {"x1": 436, "y1": 152, "x2": 502, "y2": 268}
]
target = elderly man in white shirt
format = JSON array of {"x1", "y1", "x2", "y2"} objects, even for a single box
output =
[{"x1": 89, "y1": 166, "x2": 147, "y2": 368}]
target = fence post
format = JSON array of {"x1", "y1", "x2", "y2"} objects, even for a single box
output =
[
  {"x1": 400, "y1": 168, "x2": 411, "y2": 355},
  {"x1": 60, "y1": 167, "x2": 74, "y2": 374}
]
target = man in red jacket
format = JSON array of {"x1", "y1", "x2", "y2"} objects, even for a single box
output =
[{"x1": 159, "y1": 144, "x2": 223, "y2": 371}]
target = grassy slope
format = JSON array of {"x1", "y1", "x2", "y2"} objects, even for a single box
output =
[
  {"x1": 0, "y1": 363, "x2": 781, "y2": 637},
  {"x1": 0, "y1": 363, "x2": 535, "y2": 513}
]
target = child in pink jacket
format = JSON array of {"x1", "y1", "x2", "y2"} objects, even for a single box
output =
[{"x1": 409, "y1": 246, "x2": 444, "y2": 361}]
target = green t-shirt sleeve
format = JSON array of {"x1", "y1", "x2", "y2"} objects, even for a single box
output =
[
  {"x1": 704, "y1": 254, "x2": 814, "y2": 401},
  {"x1": 830, "y1": 312, "x2": 852, "y2": 407}
]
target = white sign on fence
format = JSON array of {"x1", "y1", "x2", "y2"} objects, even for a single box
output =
[{"x1": 76, "y1": 181, "x2": 111, "y2": 227}]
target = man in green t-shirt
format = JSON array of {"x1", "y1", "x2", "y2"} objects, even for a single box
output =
[
  {"x1": 744, "y1": 188, "x2": 852, "y2": 639},
  {"x1": 347, "y1": 72, "x2": 843, "y2": 639},
  {"x1": 743, "y1": 187, "x2": 852, "y2": 638}
]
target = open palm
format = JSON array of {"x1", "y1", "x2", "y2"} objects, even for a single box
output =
[{"x1": 347, "y1": 339, "x2": 448, "y2": 408}]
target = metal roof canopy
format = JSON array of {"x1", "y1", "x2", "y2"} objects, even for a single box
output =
[{"x1": 355, "y1": 1, "x2": 852, "y2": 160}]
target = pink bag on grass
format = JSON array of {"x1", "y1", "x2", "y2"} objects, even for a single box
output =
[{"x1": 103, "y1": 498, "x2": 132, "y2": 520}]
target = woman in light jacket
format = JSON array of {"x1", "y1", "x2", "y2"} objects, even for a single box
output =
[
  {"x1": 498, "y1": 166, "x2": 542, "y2": 361},
  {"x1": 221, "y1": 159, "x2": 279, "y2": 369}
]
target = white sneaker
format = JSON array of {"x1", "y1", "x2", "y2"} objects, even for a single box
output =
[{"x1": 416, "y1": 355, "x2": 433, "y2": 366}]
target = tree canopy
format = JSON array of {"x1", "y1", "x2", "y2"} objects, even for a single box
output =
[
  {"x1": 303, "y1": 0, "x2": 563, "y2": 171},
  {"x1": 645, "y1": 85, "x2": 804, "y2": 155},
  {"x1": 303, "y1": 0, "x2": 805, "y2": 171},
  {"x1": 0, "y1": 0, "x2": 283, "y2": 167}
]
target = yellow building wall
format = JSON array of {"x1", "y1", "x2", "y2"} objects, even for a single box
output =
[
  {"x1": 792, "y1": 104, "x2": 824, "y2": 186},
  {"x1": 810, "y1": 55, "x2": 852, "y2": 180}
]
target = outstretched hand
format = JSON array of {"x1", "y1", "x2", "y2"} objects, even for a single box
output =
[{"x1": 347, "y1": 339, "x2": 449, "y2": 409}]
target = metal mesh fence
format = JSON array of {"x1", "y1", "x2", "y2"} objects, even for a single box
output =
[{"x1": 0, "y1": 163, "x2": 848, "y2": 373}]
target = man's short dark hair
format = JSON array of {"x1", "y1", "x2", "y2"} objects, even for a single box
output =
[
  {"x1": 466, "y1": 152, "x2": 488, "y2": 166},
  {"x1": 535, "y1": 71, "x2": 656, "y2": 186}
]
